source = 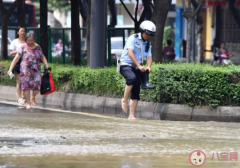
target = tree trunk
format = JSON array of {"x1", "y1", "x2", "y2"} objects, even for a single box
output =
[
  {"x1": 134, "y1": 0, "x2": 139, "y2": 33},
  {"x1": 79, "y1": 0, "x2": 87, "y2": 22},
  {"x1": 228, "y1": 0, "x2": 240, "y2": 29},
  {"x1": 87, "y1": 0, "x2": 91, "y2": 66},
  {"x1": 0, "y1": 0, "x2": 19, "y2": 61},
  {"x1": 191, "y1": 0, "x2": 204, "y2": 63},
  {"x1": 17, "y1": 0, "x2": 25, "y2": 27},
  {"x1": 182, "y1": 0, "x2": 205, "y2": 63},
  {"x1": 196, "y1": 23, "x2": 204, "y2": 63},
  {"x1": 40, "y1": 0, "x2": 48, "y2": 59},
  {"x1": 195, "y1": 8, "x2": 204, "y2": 63},
  {"x1": 71, "y1": 0, "x2": 80, "y2": 65},
  {"x1": 142, "y1": 0, "x2": 152, "y2": 20},
  {"x1": 108, "y1": 0, "x2": 117, "y2": 36},
  {"x1": 212, "y1": 6, "x2": 221, "y2": 50},
  {"x1": 1, "y1": 16, "x2": 8, "y2": 60},
  {"x1": 151, "y1": 0, "x2": 171, "y2": 63},
  {"x1": 108, "y1": 0, "x2": 116, "y2": 27},
  {"x1": 138, "y1": 0, "x2": 153, "y2": 32},
  {"x1": 186, "y1": 19, "x2": 192, "y2": 63},
  {"x1": 135, "y1": 22, "x2": 140, "y2": 33}
]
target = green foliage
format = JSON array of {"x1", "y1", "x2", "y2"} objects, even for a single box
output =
[
  {"x1": 163, "y1": 26, "x2": 175, "y2": 47},
  {"x1": 2, "y1": 61, "x2": 240, "y2": 107},
  {"x1": 31, "y1": 0, "x2": 71, "y2": 24},
  {"x1": 51, "y1": 56, "x2": 88, "y2": 65},
  {"x1": 31, "y1": 0, "x2": 71, "y2": 14},
  {"x1": 48, "y1": 0, "x2": 71, "y2": 14}
]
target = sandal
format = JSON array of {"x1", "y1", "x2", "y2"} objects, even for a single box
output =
[{"x1": 18, "y1": 98, "x2": 25, "y2": 105}]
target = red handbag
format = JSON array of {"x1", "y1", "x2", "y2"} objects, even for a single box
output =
[{"x1": 40, "y1": 67, "x2": 56, "y2": 95}]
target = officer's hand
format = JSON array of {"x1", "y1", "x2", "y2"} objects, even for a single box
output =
[
  {"x1": 146, "y1": 67, "x2": 151, "y2": 73},
  {"x1": 138, "y1": 65, "x2": 146, "y2": 72}
]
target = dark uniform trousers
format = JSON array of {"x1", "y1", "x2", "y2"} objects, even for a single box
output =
[{"x1": 120, "y1": 65, "x2": 141, "y2": 100}]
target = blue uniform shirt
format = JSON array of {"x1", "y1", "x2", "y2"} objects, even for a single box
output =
[{"x1": 120, "y1": 33, "x2": 152, "y2": 65}]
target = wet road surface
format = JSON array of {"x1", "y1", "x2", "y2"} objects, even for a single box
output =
[{"x1": 0, "y1": 102, "x2": 240, "y2": 168}]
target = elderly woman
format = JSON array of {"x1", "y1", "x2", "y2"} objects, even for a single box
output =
[{"x1": 8, "y1": 33, "x2": 49, "y2": 109}]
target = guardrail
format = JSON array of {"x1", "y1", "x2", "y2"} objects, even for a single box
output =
[{"x1": 1, "y1": 26, "x2": 135, "y2": 65}]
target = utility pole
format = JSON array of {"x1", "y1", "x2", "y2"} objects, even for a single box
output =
[
  {"x1": 90, "y1": 0, "x2": 108, "y2": 69},
  {"x1": 40, "y1": 0, "x2": 48, "y2": 59}
]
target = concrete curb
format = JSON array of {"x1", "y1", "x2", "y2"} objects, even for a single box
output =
[{"x1": 1, "y1": 86, "x2": 240, "y2": 122}]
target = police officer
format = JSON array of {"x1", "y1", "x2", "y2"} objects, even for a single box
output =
[{"x1": 120, "y1": 20, "x2": 156, "y2": 120}]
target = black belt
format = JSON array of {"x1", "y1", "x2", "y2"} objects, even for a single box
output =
[{"x1": 120, "y1": 62, "x2": 141, "y2": 69}]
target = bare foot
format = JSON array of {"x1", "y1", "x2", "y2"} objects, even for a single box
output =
[
  {"x1": 128, "y1": 116, "x2": 136, "y2": 120},
  {"x1": 26, "y1": 104, "x2": 31, "y2": 109},
  {"x1": 121, "y1": 98, "x2": 128, "y2": 113},
  {"x1": 31, "y1": 97, "x2": 37, "y2": 106}
]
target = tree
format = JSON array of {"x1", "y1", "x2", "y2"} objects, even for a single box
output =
[
  {"x1": 181, "y1": 0, "x2": 205, "y2": 63},
  {"x1": 120, "y1": 0, "x2": 172, "y2": 63},
  {"x1": 140, "y1": 0, "x2": 153, "y2": 21},
  {"x1": 191, "y1": 0, "x2": 204, "y2": 63},
  {"x1": 71, "y1": 0, "x2": 81, "y2": 65},
  {"x1": 120, "y1": 0, "x2": 154, "y2": 33},
  {"x1": 0, "y1": 0, "x2": 19, "y2": 60},
  {"x1": 108, "y1": 0, "x2": 117, "y2": 28},
  {"x1": 228, "y1": 0, "x2": 240, "y2": 29},
  {"x1": 40, "y1": 0, "x2": 48, "y2": 59},
  {"x1": 79, "y1": 0, "x2": 87, "y2": 21},
  {"x1": 48, "y1": 0, "x2": 71, "y2": 14},
  {"x1": 17, "y1": 0, "x2": 25, "y2": 27},
  {"x1": 151, "y1": 0, "x2": 172, "y2": 63}
]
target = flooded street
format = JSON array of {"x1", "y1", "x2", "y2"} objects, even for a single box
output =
[{"x1": 0, "y1": 102, "x2": 240, "y2": 168}]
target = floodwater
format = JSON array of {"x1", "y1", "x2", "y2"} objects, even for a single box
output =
[{"x1": 0, "y1": 103, "x2": 239, "y2": 168}]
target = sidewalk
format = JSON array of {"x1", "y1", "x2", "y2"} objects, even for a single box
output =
[
  {"x1": 175, "y1": 50, "x2": 240, "y2": 65},
  {"x1": 1, "y1": 85, "x2": 240, "y2": 122}
]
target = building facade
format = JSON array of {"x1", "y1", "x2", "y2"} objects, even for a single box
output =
[{"x1": 175, "y1": 0, "x2": 240, "y2": 59}]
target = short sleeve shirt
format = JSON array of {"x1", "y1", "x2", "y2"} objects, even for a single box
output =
[
  {"x1": 218, "y1": 49, "x2": 229, "y2": 56},
  {"x1": 120, "y1": 33, "x2": 152, "y2": 64},
  {"x1": 9, "y1": 39, "x2": 24, "y2": 55}
]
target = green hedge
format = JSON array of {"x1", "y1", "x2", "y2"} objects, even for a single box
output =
[
  {"x1": 8, "y1": 56, "x2": 118, "y2": 66},
  {"x1": 1, "y1": 61, "x2": 240, "y2": 107}
]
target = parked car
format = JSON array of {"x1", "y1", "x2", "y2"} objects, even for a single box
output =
[
  {"x1": 0, "y1": 35, "x2": 12, "y2": 56},
  {"x1": 80, "y1": 37, "x2": 127, "y2": 59},
  {"x1": 81, "y1": 38, "x2": 87, "y2": 59},
  {"x1": 109, "y1": 37, "x2": 127, "y2": 59}
]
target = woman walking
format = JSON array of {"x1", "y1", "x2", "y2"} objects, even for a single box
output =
[
  {"x1": 8, "y1": 33, "x2": 49, "y2": 109},
  {"x1": 9, "y1": 27, "x2": 26, "y2": 105}
]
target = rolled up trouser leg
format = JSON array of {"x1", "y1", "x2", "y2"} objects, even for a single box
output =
[
  {"x1": 120, "y1": 66, "x2": 141, "y2": 100},
  {"x1": 141, "y1": 69, "x2": 155, "y2": 89}
]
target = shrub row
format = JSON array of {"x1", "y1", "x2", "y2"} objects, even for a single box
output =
[{"x1": 1, "y1": 61, "x2": 240, "y2": 107}]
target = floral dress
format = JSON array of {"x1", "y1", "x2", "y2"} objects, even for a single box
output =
[{"x1": 18, "y1": 43, "x2": 43, "y2": 91}]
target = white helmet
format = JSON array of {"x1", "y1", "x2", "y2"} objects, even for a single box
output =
[{"x1": 139, "y1": 20, "x2": 156, "y2": 36}]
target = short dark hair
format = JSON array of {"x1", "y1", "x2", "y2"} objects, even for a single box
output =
[
  {"x1": 221, "y1": 42, "x2": 225, "y2": 46},
  {"x1": 167, "y1": 39, "x2": 172, "y2": 46},
  {"x1": 16, "y1": 26, "x2": 26, "y2": 38},
  {"x1": 25, "y1": 33, "x2": 35, "y2": 42}
]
